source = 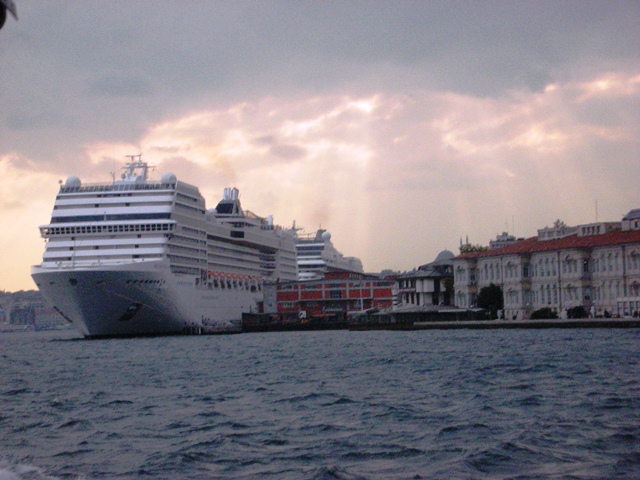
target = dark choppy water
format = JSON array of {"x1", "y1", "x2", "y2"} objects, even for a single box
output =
[{"x1": 1, "y1": 328, "x2": 639, "y2": 479}]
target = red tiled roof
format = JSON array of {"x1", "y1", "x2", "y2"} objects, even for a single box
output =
[{"x1": 457, "y1": 229, "x2": 640, "y2": 259}]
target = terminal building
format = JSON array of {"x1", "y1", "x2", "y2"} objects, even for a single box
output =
[
  {"x1": 273, "y1": 271, "x2": 394, "y2": 323},
  {"x1": 454, "y1": 209, "x2": 640, "y2": 320}
]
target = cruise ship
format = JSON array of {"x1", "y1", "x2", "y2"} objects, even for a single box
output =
[
  {"x1": 31, "y1": 156, "x2": 298, "y2": 337},
  {"x1": 288, "y1": 224, "x2": 364, "y2": 281}
]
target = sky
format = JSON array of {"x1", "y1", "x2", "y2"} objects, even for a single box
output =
[{"x1": 1, "y1": 1, "x2": 639, "y2": 292}]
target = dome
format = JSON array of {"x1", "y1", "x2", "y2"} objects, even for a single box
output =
[
  {"x1": 321, "y1": 231, "x2": 332, "y2": 242},
  {"x1": 161, "y1": 172, "x2": 177, "y2": 184},
  {"x1": 65, "y1": 176, "x2": 81, "y2": 188},
  {"x1": 433, "y1": 249, "x2": 455, "y2": 264}
]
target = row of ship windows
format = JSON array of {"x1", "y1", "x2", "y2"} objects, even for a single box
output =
[
  {"x1": 48, "y1": 244, "x2": 164, "y2": 252},
  {"x1": 124, "y1": 279, "x2": 165, "y2": 285},
  {"x1": 203, "y1": 279, "x2": 262, "y2": 292},
  {"x1": 296, "y1": 246, "x2": 325, "y2": 252},
  {"x1": 57, "y1": 192, "x2": 133, "y2": 199},
  {"x1": 168, "y1": 254, "x2": 206, "y2": 265},
  {"x1": 182, "y1": 226, "x2": 205, "y2": 236},
  {"x1": 50, "y1": 213, "x2": 171, "y2": 223},
  {"x1": 176, "y1": 192, "x2": 200, "y2": 204},
  {"x1": 207, "y1": 254, "x2": 267, "y2": 268},
  {"x1": 175, "y1": 202, "x2": 205, "y2": 214},
  {"x1": 53, "y1": 199, "x2": 173, "y2": 210},
  {"x1": 43, "y1": 223, "x2": 175, "y2": 235},
  {"x1": 59, "y1": 183, "x2": 174, "y2": 194},
  {"x1": 207, "y1": 248, "x2": 264, "y2": 260},
  {"x1": 171, "y1": 266, "x2": 201, "y2": 276},
  {"x1": 169, "y1": 244, "x2": 207, "y2": 256},
  {"x1": 45, "y1": 253, "x2": 164, "y2": 261},
  {"x1": 66, "y1": 278, "x2": 166, "y2": 287},
  {"x1": 171, "y1": 234, "x2": 205, "y2": 246},
  {"x1": 170, "y1": 236, "x2": 273, "y2": 262},
  {"x1": 210, "y1": 241, "x2": 274, "y2": 257}
]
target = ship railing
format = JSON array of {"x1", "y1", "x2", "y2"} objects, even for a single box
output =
[
  {"x1": 59, "y1": 182, "x2": 176, "y2": 194},
  {"x1": 295, "y1": 232, "x2": 323, "y2": 241},
  {"x1": 39, "y1": 257, "x2": 162, "y2": 269}
]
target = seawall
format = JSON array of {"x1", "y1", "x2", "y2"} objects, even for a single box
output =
[{"x1": 349, "y1": 318, "x2": 640, "y2": 331}]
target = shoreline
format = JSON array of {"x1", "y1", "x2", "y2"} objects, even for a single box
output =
[
  {"x1": 242, "y1": 318, "x2": 640, "y2": 333},
  {"x1": 5, "y1": 318, "x2": 638, "y2": 338},
  {"x1": 349, "y1": 318, "x2": 640, "y2": 331},
  {"x1": 241, "y1": 317, "x2": 640, "y2": 333}
]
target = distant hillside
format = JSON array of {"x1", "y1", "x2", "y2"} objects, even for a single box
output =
[{"x1": 0, "y1": 289, "x2": 66, "y2": 328}]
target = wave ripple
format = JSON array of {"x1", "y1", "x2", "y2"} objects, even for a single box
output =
[{"x1": 1, "y1": 329, "x2": 639, "y2": 479}]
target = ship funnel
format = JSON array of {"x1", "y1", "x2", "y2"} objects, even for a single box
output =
[
  {"x1": 223, "y1": 187, "x2": 232, "y2": 200},
  {"x1": 231, "y1": 188, "x2": 239, "y2": 201},
  {"x1": 267, "y1": 215, "x2": 273, "y2": 227}
]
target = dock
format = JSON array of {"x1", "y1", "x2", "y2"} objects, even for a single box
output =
[
  {"x1": 349, "y1": 318, "x2": 640, "y2": 331},
  {"x1": 240, "y1": 311, "x2": 640, "y2": 333}
]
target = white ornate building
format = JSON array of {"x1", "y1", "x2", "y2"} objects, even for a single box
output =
[
  {"x1": 395, "y1": 250, "x2": 454, "y2": 309},
  {"x1": 454, "y1": 210, "x2": 640, "y2": 319}
]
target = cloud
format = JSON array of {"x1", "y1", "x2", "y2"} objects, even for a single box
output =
[
  {"x1": 269, "y1": 144, "x2": 307, "y2": 161},
  {"x1": 79, "y1": 71, "x2": 640, "y2": 275},
  {"x1": 0, "y1": 155, "x2": 61, "y2": 291},
  {"x1": 87, "y1": 74, "x2": 153, "y2": 98}
]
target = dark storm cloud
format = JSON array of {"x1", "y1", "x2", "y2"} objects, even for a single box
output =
[
  {"x1": 1, "y1": 0, "x2": 638, "y2": 164},
  {"x1": 87, "y1": 75, "x2": 153, "y2": 98},
  {"x1": 5, "y1": 2, "x2": 639, "y2": 108},
  {"x1": 5, "y1": 110, "x2": 58, "y2": 130}
]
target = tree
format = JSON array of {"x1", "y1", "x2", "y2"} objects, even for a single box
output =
[
  {"x1": 443, "y1": 276, "x2": 454, "y2": 306},
  {"x1": 530, "y1": 307, "x2": 558, "y2": 320},
  {"x1": 459, "y1": 243, "x2": 488, "y2": 254},
  {"x1": 566, "y1": 306, "x2": 587, "y2": 319},
  {"x1": 477, "y1": 283, "x2": 504, "y2": 319},
  {"x1": 553, "y1": 219, "x2": 567, "y2": 229}
]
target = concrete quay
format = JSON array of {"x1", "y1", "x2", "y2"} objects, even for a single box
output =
[{"x1": 349, "y1": 318, "x2": 640, "y2": 331}]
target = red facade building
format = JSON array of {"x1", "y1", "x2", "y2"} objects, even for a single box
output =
[{"x1": 275, "y1": 271, "x2": 394, "y2": 322}]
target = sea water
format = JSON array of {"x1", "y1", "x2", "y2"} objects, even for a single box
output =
[{"x1": 0, "y1": 328, "x2": 638, "y2": 479}]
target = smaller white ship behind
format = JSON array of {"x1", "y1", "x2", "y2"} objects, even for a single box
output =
[{"x1": 287, "y1": 223, "x2": 364, "y2": 281}]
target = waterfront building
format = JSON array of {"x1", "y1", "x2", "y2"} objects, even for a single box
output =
[
  {"x1": 454, "y1": 210, "x2": 640, "y2": 319},
  {"x1": 622, "y1": 208, "x2": 640, "y2": 231},
  {"x1": 9, "y1": 304, "x2": 36, "y2": 326},
  {"x1": 274, "y1": 271, "x2": 394, "y2": 322},
  {"x1": 394, "y1": 250, "x2": 454, "y2": 309},
  {"x1": 0, "y1": 290, "x2": 67, "y2": 330},
  {"x1": 489, "y1": 232, "x2": 521, "y2": 250}
]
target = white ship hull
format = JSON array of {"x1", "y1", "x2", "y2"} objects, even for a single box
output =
[{"x1": 32, "y1": 260, "x2": 261, "y2": 337}]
